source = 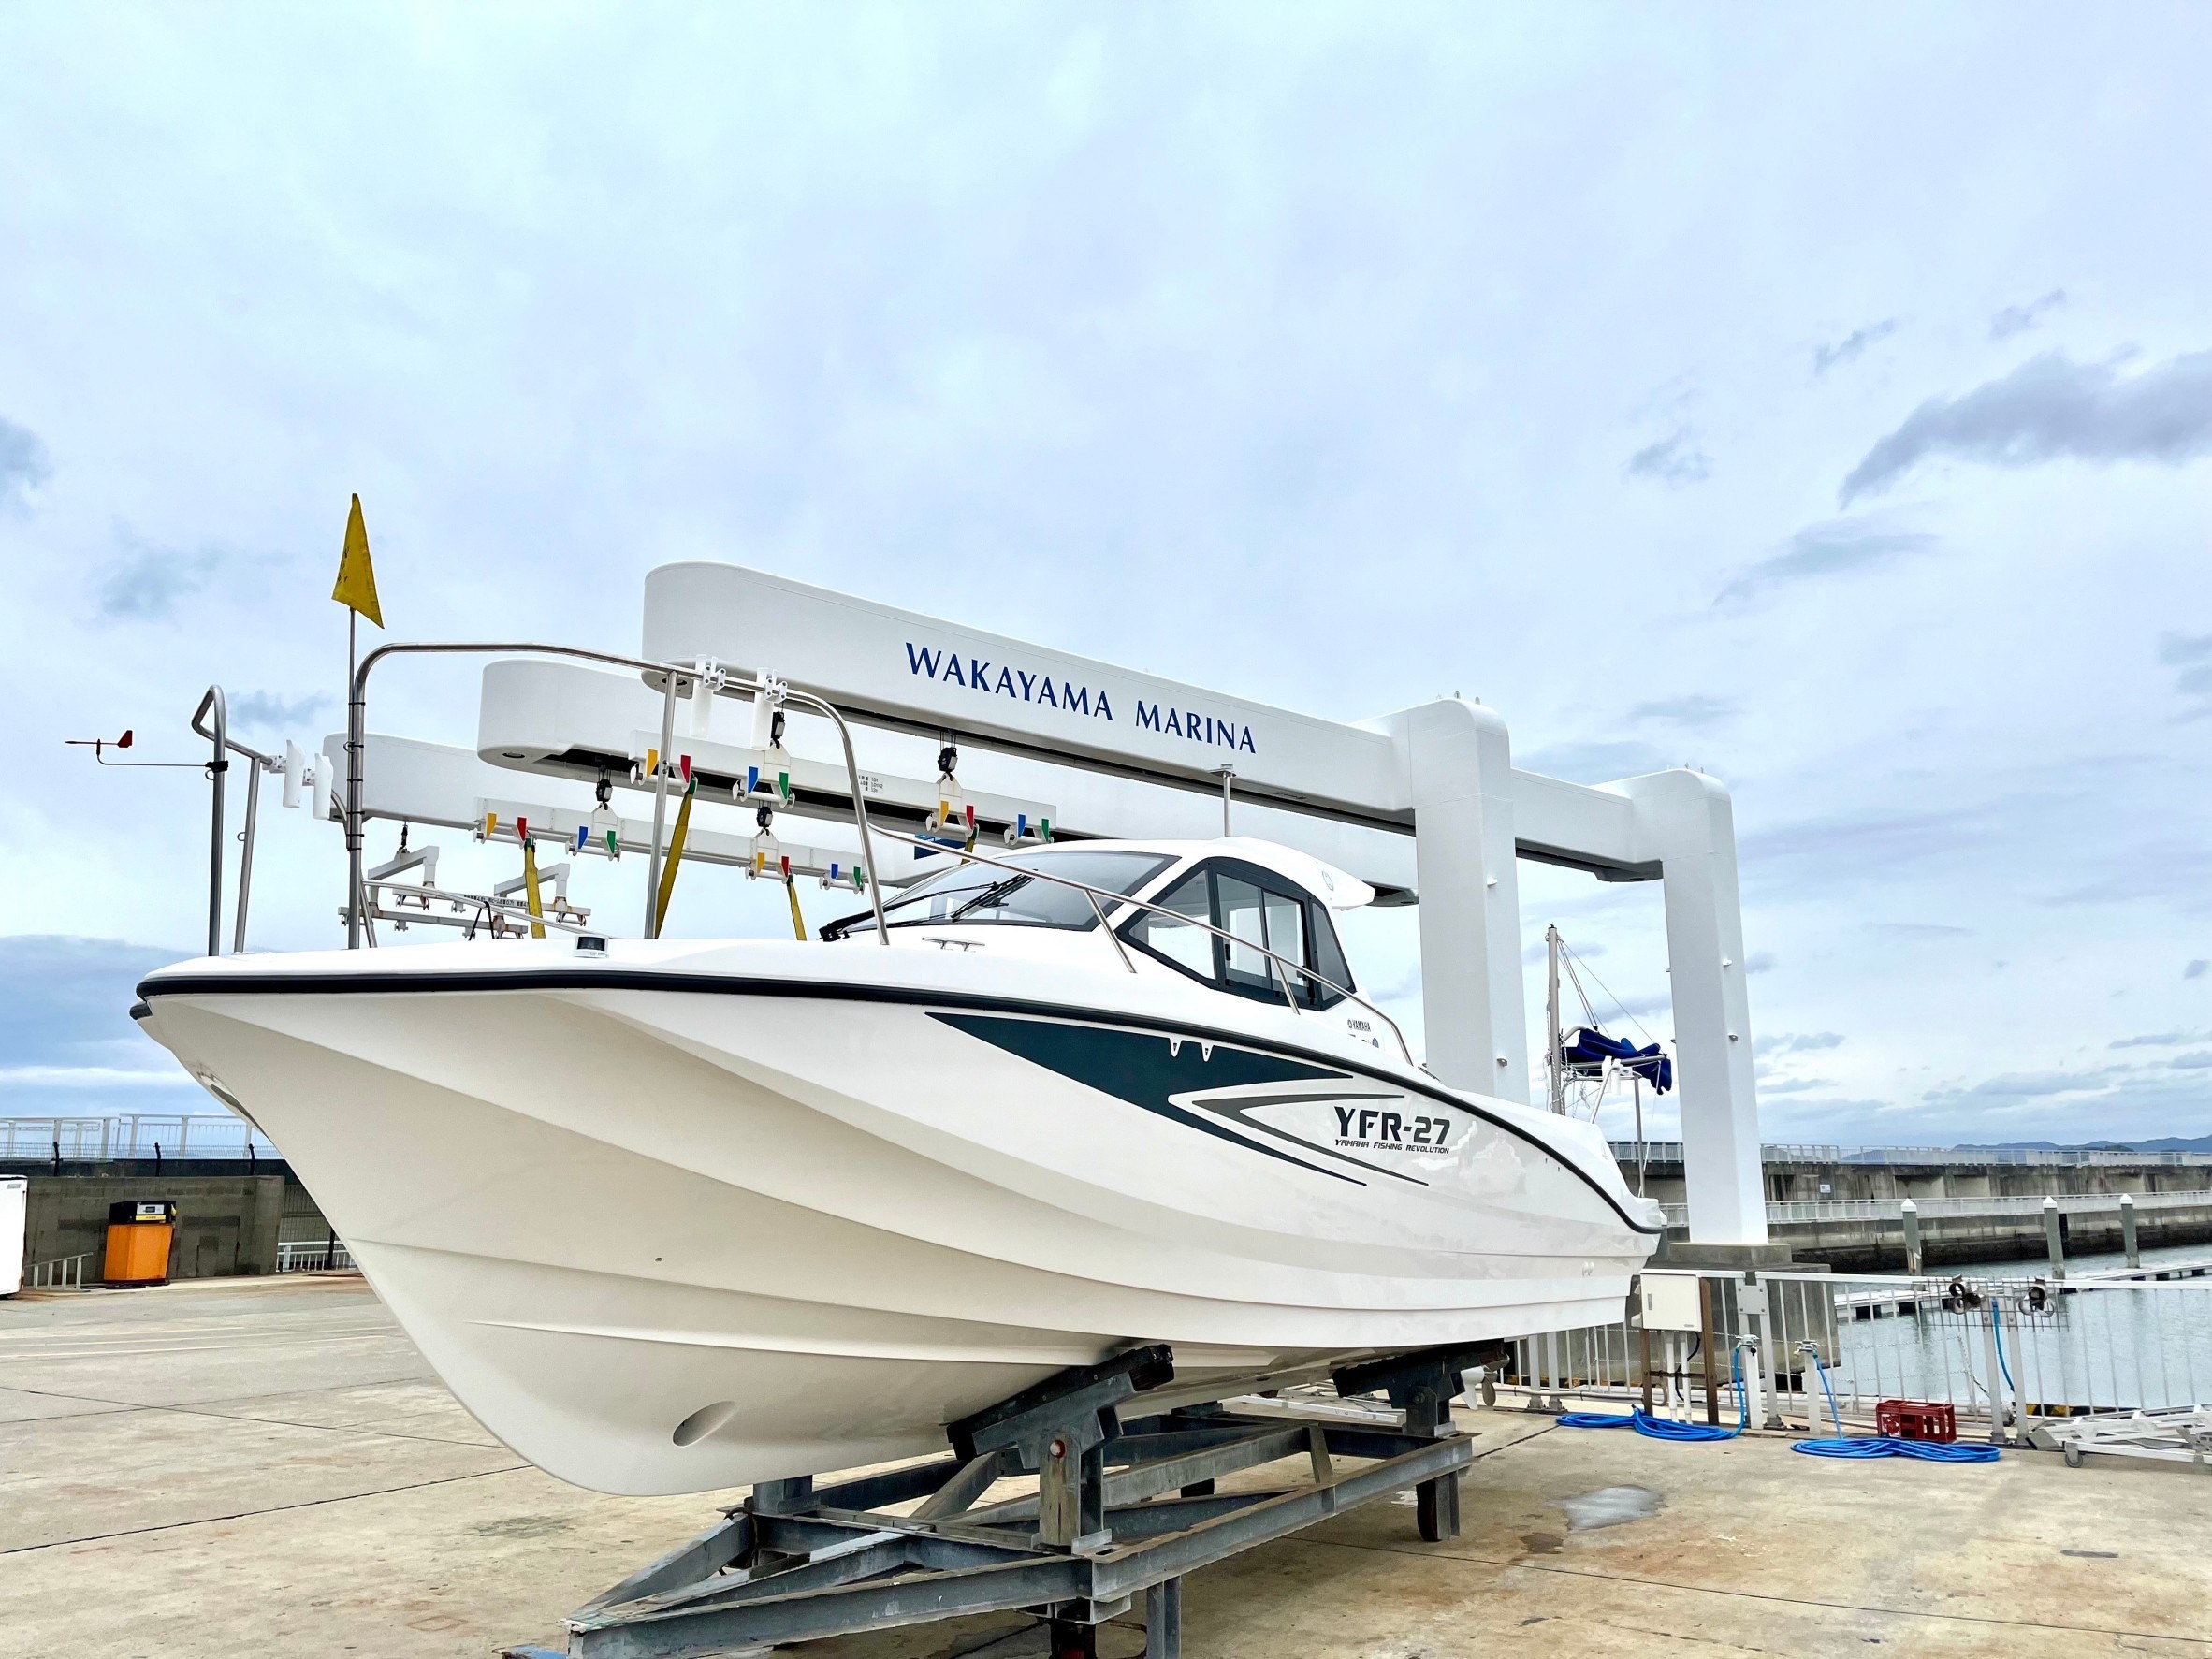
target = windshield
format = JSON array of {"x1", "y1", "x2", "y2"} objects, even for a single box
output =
[{"x1": 823, "y1": 850, "x2": 1174, "y2": 938}]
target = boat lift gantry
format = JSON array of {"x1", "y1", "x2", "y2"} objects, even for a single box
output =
[{"x1": 314, "y1": 561, "x2": 1768, "y2": 1247}]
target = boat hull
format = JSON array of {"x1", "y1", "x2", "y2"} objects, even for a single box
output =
[{"x1": 141, "y1": 953, "x2": 1656, "y2": 1494}]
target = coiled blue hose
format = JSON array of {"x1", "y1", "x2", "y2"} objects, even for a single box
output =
[
  {"x1": 1791, "y1": 1346, "x2": 2000, "y2": 1463},
  {"x1": 1792, "y1": 1435, "x2": 2001, "y2": 1462},
  {"x1": 1558, "y1": 1351, "x2": 1747, "y2": 1441},
  {"x1": 1558, "y1": 1345, "x2": 2000, "y2": 1463}
]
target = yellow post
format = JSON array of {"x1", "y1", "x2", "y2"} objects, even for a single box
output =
[{"x1": 786, "y1": 873, "x2": 808, "y2": 941}]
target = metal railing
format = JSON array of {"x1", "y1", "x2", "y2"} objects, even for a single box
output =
[
  {"x1": 0, "y1": 1114, "x2": 265, "y2": 1162},
  {"x1": 1833, "y1": 1144, "x2": 2212, "y2": 1168},
  {"x1": 1652, "y1": 1189, "x2": 2212, "y2": 1229},
  {"x1": 1505, "y1": 1266, "x2": 2212, "y2": 1436},
  {"x1": 334, "y1": 642, "x2": 1419, "y2": 1067},
  {"x1": 342, "y1": 645, "x2": 890, "y2": 950},
  {"x1": 276, "y1": 1239, "x2": 356, "y2": 1273},
  {"x1": 28, "y1": 1252, "x2": 91, "y2": 1290},
  {"x1": 1617, "y1": 1141, "x2": 2212, "y2": 1170},
  {"x1": 190, "y1": 686, "x2": 283, "y2": 957}
]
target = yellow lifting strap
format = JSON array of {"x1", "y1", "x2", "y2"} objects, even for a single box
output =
[
  {"x1": 653, "y1": 775, "x2": 698, "y2": 936},
  {"x1": 785, "y1": 870, "x2": 808, "y2": 941},
  {"x1": 521, "y1": 828, "x2": 546, "y2": 939}
]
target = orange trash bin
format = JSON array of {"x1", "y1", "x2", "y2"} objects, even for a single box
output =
[{"x1": 103, "y1": 1201, "x2": 177, "y2": 1286}]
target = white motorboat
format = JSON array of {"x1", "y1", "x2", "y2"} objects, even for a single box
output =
[{"x1": 138, "y1": 836, "x2": 1663, "y2": 1496}]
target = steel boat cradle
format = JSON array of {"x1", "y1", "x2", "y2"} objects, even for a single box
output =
[{"x1": 506, "y1": 1338, "x2": 1503, "y2": 1659}]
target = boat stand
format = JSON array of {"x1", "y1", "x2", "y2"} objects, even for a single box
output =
[
  {"x1": 2032, "y1": 1405, "x2": 2212, "y2": 1471},
  {"x1": 504, "y1": 1340, "x2": 1499, "y2": 1659}
]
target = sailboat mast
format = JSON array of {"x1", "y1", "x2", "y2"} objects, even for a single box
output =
[{"x1": 1546, "y1": 924, "x2": 1564, "y2": 1114}]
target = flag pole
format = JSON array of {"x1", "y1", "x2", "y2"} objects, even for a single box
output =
[
  {"x1": 332, "y1": 492, "x2": 382, "y2": 949},
  {"x1": 346, "y1": 606, "x2": 358, "y2": 946}
]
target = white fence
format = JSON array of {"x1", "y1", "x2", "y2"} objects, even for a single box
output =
[
  {"x1": 275, "y1": 1239, "x2": 356, "y2": 1273},
  {"x1": 1654, "y1": 1189, "x2": 2212, "y2": 1229},
  {"x1": 0, "y1": 1114, "x2": 263, "y2": 1161},
  {"x1": 1508, "y1": 1268, "x2": 2212, "y2": 1434},
  {"x1": 28, "y1": 1252, "x2": 92, "y2": 1290},
  {"x1": 1616, "y1": 1141, "x2": 2212, "y2": 1170}
]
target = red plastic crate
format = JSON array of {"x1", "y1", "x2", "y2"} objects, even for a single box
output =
[{"x1": 1874, "y1": 1399, "x2": 1957, "y2": 1442}]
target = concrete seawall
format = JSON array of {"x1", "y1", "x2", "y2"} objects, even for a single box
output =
[
  {"x1": 21, "y1": 1174, "x2": 288, "y2": 1281},
  {"x1": 1668, "y1": 1202, "x2": 2212, "y2": 1273},
  {"x1": 1626, "y1": 1146, "x2": 2212, "y2": 1271}
]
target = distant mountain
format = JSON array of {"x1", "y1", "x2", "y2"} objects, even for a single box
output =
[{"x1": 1953, "y1": 1136, "x2": 2212, "y2": 1154}]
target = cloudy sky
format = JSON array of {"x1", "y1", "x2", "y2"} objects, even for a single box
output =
[{"x1": 2, "y1": 5, "x2": 2206, "y2": 1148}]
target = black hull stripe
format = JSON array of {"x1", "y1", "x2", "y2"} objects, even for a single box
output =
[
  {"x1": 1186, "y1": 1091, "x2": 1431, "y2": 1186},
  {"x1": 135, "y1": 967, "x2": 1664, "y2": 1234}
]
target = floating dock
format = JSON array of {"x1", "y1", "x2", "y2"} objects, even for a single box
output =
[{"x1": 7, "y1": 1274, "x2": 2212, "y2": 1656}]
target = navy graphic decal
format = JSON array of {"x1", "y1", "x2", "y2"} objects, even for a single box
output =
[{"x1": 929, "y1": 1012, "x2": 1368, "y2": 1184}]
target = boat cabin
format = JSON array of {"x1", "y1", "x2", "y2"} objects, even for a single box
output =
[{"x1": 822, "y1": 839, "x2": 1361, "y2": 1010}]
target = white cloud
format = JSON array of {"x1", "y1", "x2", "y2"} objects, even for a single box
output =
[{"x1": 0, "y1": 7, "x2": 2207, "y2": 1148}]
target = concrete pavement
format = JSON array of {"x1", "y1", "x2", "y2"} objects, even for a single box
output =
[{"x1": 4, "y1": 1275, "x2": 2208, "y2": 1658}]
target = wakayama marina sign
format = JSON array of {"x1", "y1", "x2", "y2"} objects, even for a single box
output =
[
  {"x1": 642, "y1": 562, "x2": 1402, "y2": 814},
  {"x1": 899, "y1": 640, "x2": 1259, "y2": 757}
]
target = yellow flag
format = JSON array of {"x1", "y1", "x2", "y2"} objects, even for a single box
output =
[{"x1": 332, "y1": 493, "x2": 383, "y2": 627}]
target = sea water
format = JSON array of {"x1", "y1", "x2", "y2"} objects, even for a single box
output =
[{"x1": 1809, "y1": 1240, "x2": 2212, "y2": 1417}]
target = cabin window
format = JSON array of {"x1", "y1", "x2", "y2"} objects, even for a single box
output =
[
  {"x1": 822, "y1": 850, "x2": 1171, "y2": 938},
  {"x1": 1126, "y1": 871, "x2": 1215, "y2": 975},
  {"x1": 1306, "y1": 903, "x2": 1352, "y2": 1010},
  {"x1": 1123, "y1": 858, "x2": 1355, "y2": 1011}
]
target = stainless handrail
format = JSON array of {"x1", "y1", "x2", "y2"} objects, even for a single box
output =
[
  {"x1": 852, "y1": 825, "x2": 1419, "y2": 1069},
  {"x1": 191, "y1": 687, "x2": 227, "y2": 956},
  {"x1": 339, "y1": 642, "x2": 1414, "y2": 1067},
  {"x1": 345, "y1": 643, "x2": 891, "y2": 950},
  {"x1": 190, "y1": 690, "x2": 283, "y2": 955},
  {"x1": 1082, "y1": 886, "x2": 1139, "y2": 974}
]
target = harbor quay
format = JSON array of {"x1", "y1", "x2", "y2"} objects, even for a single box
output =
[
  {"x1": 1621, "y1": 1143, "x2": 2212, "y2": 1272},
  {"x1": 5, "y1": 1273, "x2": 2207, "y2": 1659}
]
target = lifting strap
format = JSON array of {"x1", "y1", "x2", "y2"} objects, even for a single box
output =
[
  {"x1": 784, "y1": 860, "x2": 808, "y2": 941},
  {"x1": 652, "y1": 761, "x2": 697, "y2": 936},
  {"x1": 518, "y1": 818, "x2": 546, "y2": 939}
]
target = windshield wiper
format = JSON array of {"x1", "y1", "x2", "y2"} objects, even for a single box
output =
[{"x1": 949, "y1": 873, "x2": 1031, "y2": 921}]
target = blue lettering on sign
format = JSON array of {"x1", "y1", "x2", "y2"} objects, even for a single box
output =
[
  {"x1": 900, "y1": 645, "x2": 1244, "y2": 750},
  {"x1": 1134, "y1": 699, "x2": 1256, "y2": 755},
  {"x1": 898, "y1": 641, "x2": 1128, "y2": 728}
]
